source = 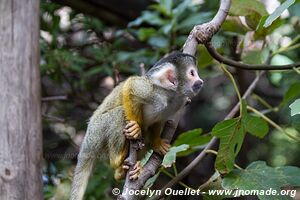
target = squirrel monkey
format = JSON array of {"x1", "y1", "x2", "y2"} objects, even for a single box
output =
[{"x1": 70, "y1": 52, "x2": 203, "y2": 200}]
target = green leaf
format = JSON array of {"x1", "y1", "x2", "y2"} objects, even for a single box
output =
[
  {"x1": 161, "y1": 23, "x2": 173, "y2": 35},
  {"x1": 144, "y1": 172, "x2": 160, "y2": 188},
  {"x1": 271, "y1": 54, "x2": 294, "y2": 65},
  {"x1": 84, "y1": 67, "x2": 103, "y2": 77},
  {"x1": 173, "y1": 0, "x2": 192, "y2": 18},
  {"x1": 176, "y1": 12, "x2": 212, "y2": 31},
  {"x1": 150, "y1": 0, "x2": 173, "y2": 17},
  {"x1": 243, "y1": 114, "x2": 269, "y2": 138},
  {"x1": 291, "y1": 115, "x2": 300, "y2": 132},
  {"x1": 212, "y1": 118, "x2": 246, "y2": 174},
  {"x1": 162, "y1": 144, "x2": 189, "y2": 168},
  {"x1": 254, "y1": 16, "x2": 284, "y2": 39},
  {"x1": 148, "y1": 36, "x2": 169, "y2": 48},
  {"x1": 141, "y1": 150, "x2": 153, "y2": 166},
  {"x1": 223, "y1": 161, "x2": 300, "y2": 200},
  {"x1": 281, "y1": 82, "x2": 300, "y2": 107},
  {"x1": 245, "y1": 13, "x2": 263, "y2": 30},
  {"x1": 222, "y1": 16, "x2": 250, "y2": 35},
  {"x1": 201, "y1": 172, "x2": 234, "y2": 200},
  {"x1": 289, "y1": 2, "x2": 300, "y2": 18},
  {"x1": 137, "y1": 28, "x2": 156, "y2": 41},
  {"x1": 174, "y1": 128, "x2": 208, "y2": 146},
  {"x1": 242, "y1": 49, "x2": 269, "y2": 65},
  {"x1": 173, "y1": 128, "x2": 212, "y2": 156},
  {"x1": 128, "y1": 11, "x2": 167, "y2": 27},
  {"x1": 230, "y1": 0, "x2": 268, "y2": 17},
  {"x1": 289, "y1": 99, "x2": 300, "y2": 116},
  {"x1": 196, "y1": 46, "x2": 214, "y2": 68},
  {"x1": 264, "y1": 0, "x2": 296, "y2": 27}
]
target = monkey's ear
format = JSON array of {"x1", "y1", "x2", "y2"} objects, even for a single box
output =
[
  {"x1": 150, "y1": 64, "x2": 178, "y2": 90},
  {"x1": 165, "y1": 68, "x2": 177, "y2": 86}
]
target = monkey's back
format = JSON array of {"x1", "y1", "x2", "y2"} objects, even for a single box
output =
[{"x1": 83, "y1": 82, "x2": 127, "y2": 162}]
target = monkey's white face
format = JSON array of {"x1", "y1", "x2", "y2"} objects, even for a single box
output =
[{"x1": 184, "y1": 66, "x2": 203, "y2": 97}]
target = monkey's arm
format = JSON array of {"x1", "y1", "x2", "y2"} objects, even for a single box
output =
[{"x1": 122, "y1": 76, "x2": 153, "y2": 125}]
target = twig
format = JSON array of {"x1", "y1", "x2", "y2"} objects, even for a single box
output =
[
  {"x1": 113, "y1": 68, "x2": 120, "y2": 86},
  {"x1": 205, "y1": 42, "x2": 300, "y2": 70},
  {"x1": 251, "y1": 93, "x2": 274, "y2": 110},
  {"x1": 42, "y1": 95, "x2": 67, "y2": 101},
  {"x1": 293, "y1": 67, "x2": 300, "y2": 74},
  {"x1": 204, "y1": 149, "x2": 243, "y2": 170},
  {"x1": 161, "y1": 169, "x2": 192, "y2": 189},
  {"x1": 219, "y1": 63, "x2": 242, "y2": 115},
  {"x1": 247, "y1": 105, "x2": 300, "y2": 142},
  {"x1": 139, "y1": 63, "x2": 146, "y2": 76},
  {"x1": 42, "y1": 114, "x2": 65, "y2": 122}
]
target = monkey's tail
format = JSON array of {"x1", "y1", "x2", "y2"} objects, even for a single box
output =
[{"x1": 70, "y1": 151, "x2": 96, "y2": 200}]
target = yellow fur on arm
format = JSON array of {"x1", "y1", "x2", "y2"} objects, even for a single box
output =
[{"x1": 122, "y1": 78, "x2": 143, "y2": 125}]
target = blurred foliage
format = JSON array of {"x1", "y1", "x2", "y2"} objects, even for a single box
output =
[{"x1": 40, "y1": 0, "x2": 300, "y2": 199}]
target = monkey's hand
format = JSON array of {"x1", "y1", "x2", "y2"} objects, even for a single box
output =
[
  {"x1": 123, "y1": 161, "x2": 142, "y2": 180},
  {"x1": 151, "y1": 138, "x2": 171, "y2": 155},
  {"x1": 123, "y1": 120, "x2": 142, "y2": 140}
]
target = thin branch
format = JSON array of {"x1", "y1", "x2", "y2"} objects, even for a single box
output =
[
  {"x1": 42, "y1": 95, "x2": 67, "y2": 101},
  {"x1": 139, "y1": 63, "x2": 146, "y2": 76},
  {"x1": 251, "y1": 93, "x2": 274, "y2": 110},
  {"x1": 293, "y1": 67, "x2": 300, "y2": 74},
  {"x1": 161, "y1": 169, "x2": 192, "y2": 189},
  {"x1": 42, "y1": 114, "x2": 65, "y2": 122},
  {"x1": 247, "y1": 106, "x2": 300, "y2": 142},
  {"x1": 205, "y1": 42, "x2": 300, "y2": 70},
  {"x1": 219, "y1": 63, "x2": 243, "y2": 115},
  {"x1": 204, "y1": 149, "x2": 243, "y2": 170},
  {"x1": 113, "y1": 68, "x2": 120, "y2": 86}
]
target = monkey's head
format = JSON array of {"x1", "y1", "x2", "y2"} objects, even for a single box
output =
[{"x1": 146, "y1": 52, "x2": 203, "y2": 98}]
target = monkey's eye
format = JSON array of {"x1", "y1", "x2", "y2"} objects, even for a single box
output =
[{"x1": 190, "y1": 70, "x2": 195, "y2": 77}]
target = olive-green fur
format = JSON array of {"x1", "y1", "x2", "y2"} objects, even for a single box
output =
[{"x1": 70, "y1": 76, "x2": 153, "y2": 200}]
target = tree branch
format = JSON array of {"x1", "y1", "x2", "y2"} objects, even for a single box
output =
[
  {"x1": 183, "y1": 0, "x2": 231, "y2": 55},
  {"x1": 205, "y1": 42, "x2": 300, "y2": 70}
]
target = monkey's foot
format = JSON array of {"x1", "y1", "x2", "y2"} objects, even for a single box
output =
[
  {"x1": 130, "y1": 161, "x2": 142, "y2": 180},
  {"x1": 122, "y1": 160, "x2": 142, "y2": 180},
  {"x1": 123, "y1": 121, "x2": 141, "y2": 140},
  {"x1": 152, "y1": 139, "x2": 171, "y2": 155}
]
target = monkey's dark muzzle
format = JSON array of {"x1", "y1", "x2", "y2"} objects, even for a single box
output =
[{"x1": 192, "y1": 80, "x2": 203, "y2": 93}]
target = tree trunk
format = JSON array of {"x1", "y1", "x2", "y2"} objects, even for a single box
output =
[{"x1": 0, "y1": 0, "x2": 42, "y2": 199}]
